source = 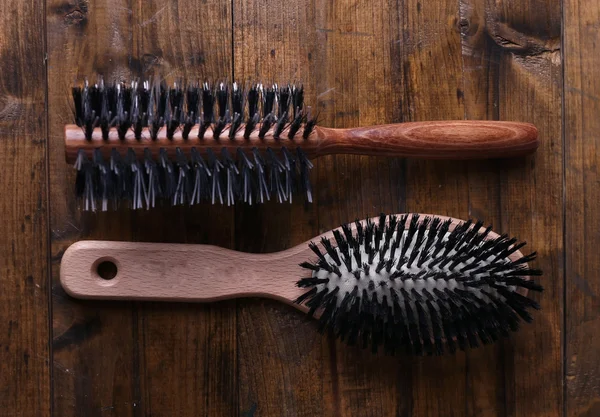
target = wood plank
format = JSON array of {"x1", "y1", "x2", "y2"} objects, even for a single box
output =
[
  {"x1": 0, "y1": 0, "x2": 49, "y2": 414},
  {"x1": 402, "y1": 0, "x2": 563, "y2": 415},
  {"x1": 491, "y1": 0, "x2": 563, "y2": 415},
  {"x1": 128, "y1": 1, "x2": 237, "y2": 416},
  {"x1": 232, "y1": 1, "x2": 324, "y2": 415},
  {"x1": 311, "y1": 0, "x2": 412, "y2": 414},
  {"x1": 233, "y1": 0, "x2": 410, "y2": 415},
  {"x1": 48, "y1": 0, "x2": 236, "y2": 415},
  {"x1": 459, "y1": 1, "x2": 513, "y2": 415},
  {"x1": 564, "y1": 0, "x2": 600, "y2": 416},
  {"x1": 46, "y1": 0, "x2": 140, "y2": 415},
  {"x1": 394, "y1": 0, "x2": 477, "y2": 414}
]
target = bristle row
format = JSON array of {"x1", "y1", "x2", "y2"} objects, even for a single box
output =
[
  {"x1": 295, "y1": 214, "x2": 543, "y2": 355},
  {"x1": 74, "y1": 146, "x2": 313, "y2": 211},
  {"x1": 72, "y1": 78, "x2": 316, "y2": 141}
]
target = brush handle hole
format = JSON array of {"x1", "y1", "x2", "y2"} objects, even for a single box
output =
[{"x1": 96, "y1": 260, "x2": 118, "y2": 280}]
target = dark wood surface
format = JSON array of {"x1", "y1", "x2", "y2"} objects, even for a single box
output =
[
  {"x1": 0, "y1": 0, "x2": 596, "y2": 415},
  {"x1": 564, "y1": 1, "x2": 600, "y2": 416},
  {"x1": 0, "y1": 0, "x2": 50, "y2": 416}
]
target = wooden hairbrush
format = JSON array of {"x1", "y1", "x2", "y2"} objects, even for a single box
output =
[{"x1": 60, "y1": 213, "x2": 543, "y2": 355}]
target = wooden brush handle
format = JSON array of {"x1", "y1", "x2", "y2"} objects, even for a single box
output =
[
  {"x1": 64, "y1": 120, "x2": 538, "y2": 163},
  {"x1": 59, "y1": 240, "x2": 312, "y2": 310},
  {"x1": 59, "y1": 214, "x2": 529, "y2": 307},
  {"x1": 317, "y1": 121, "x2": 538, "y2": 159}
]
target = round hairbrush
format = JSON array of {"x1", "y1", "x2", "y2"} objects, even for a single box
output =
[{"x1": 66, "y1": 79, "x2": 539, "y2": 210}]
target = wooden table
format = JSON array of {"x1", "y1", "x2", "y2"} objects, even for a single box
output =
[{"x1": 2, "y1": 0, "x2": 596, "y2": 415}]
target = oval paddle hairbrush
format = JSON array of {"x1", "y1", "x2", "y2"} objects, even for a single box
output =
[{"x1": 60, "y1": 214, "x2": 543, "y2": 355}]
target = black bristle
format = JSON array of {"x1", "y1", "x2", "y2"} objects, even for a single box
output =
[
  {"x1": 291, "y1": 85, "x2": 304, "y2": 118},
  {"x1": 183, "y1": 84, "x2": 200, "y2": 139},
  {"x1": 232, "y1": 83, "x2": 244, "y2": 116},
  {"x1": 172, "y1": 147, "x2": 190, "y2": 205},
  {"x1": 265, "y1": 148, "x2": 286, "y2": 203},
  {"x1": 296, "y1": 148, "x2": 313, "y2": 203},
  {"x1": 295, "y1": 287, "x2": 318, "y2": 305},
  {"x1": 502, "y1": 277, "x2": 544, "y2": 292},
  {"x1": 166, "y1": 84, "x2": 184, "y2": 139},
  {"x1": 375, "y1": 257, "x2": 387, "y2": 274},
  {"x1": 236, "y1": 148, "x2": 254, "y2": 204},
  {"x1": 142, "y1": 149, "x2": 158, "y2": 208},
  {"x1": 97, "y1": 79, "x2": 113, "y2": 140},
  {"x1": 318, "y1": 288, "x2": 341, "y2": 332},
  {"x1": 277, "y1": 85, "x2": 291, "y2": 119},
  {"x1": 88, "y1": 82, "x2": 102, "y2": 133},
  {"x1": 199, "y1": 82, "x2": 214, "y2": 139},
  {"x1": 229, "y1": 83, "x2": 244, "y2": 140},
  {"x1": 415, "y1": 298, "x2": 433, "y2": 355},
  {"x1": 216, "y1": 83, "x2": 229, "y2": 119},
  {"x1": 320, "y1": 237, "x2": 341, "y2": 266},
  {"x1": 302, "y1": 106, "x2": 316, "y2": 139},
  {"x1": 400, "y1": 214, "x2": 420, "y2": 260},
  {"x1": 74, "y1": 150, "x2": 93, "y2": 210},
  {"x1": 148, "y1": 81, "x2": 166, "y2": 140},
  {"x1": 288, "y1": 84, "x2": 305, "y2": 139},
  {"x1": 274, "y1": 114, "x2": 287, "y2": 139},
  {"x1": 206, "y1": 148, "x2": 224, "y2": 205},
  {"x1": 262, "y1": 85, "x2": 276, "y2": 116},
  {"x1": 77, "y1": 81, "x2": 99, "y2": 139},
  {"x1": 158, "y1": 148, "x2": 175, "y2": 201},
  {"x1": 72, "y1": 87, "x2": 84, "y2": 127},
  {"x1": 126, "y1": 149, "x2": 146, "y2": 210},
  {"x1": 213, "y1": 83, "x2": 229, "y2": 139},
  {"x1": 244, "y1": 85, "x2": 260, "y2": 139},
  {"x1": 247, "y1": 85, "x2": 259, "y2": 121},
  {"x1": 252, "y1": 148, "x2": 269, "y2": 203},
  {"x1": 220, "y1": 148, "x2": 239, "y2": 206},
  {"x1": 273, "y1": 85, "x2": 290, "y2": 139},
  {"x1": 297, "y1": 276, "x2": 329, "y2": 287},
  {"x1": 131, "y1": 81, "x2": 149, "y2": 139},
  {"x1": 115, "y1": 83, "x2": 132, "y2": 140},
  {"x1": 418, "y1": 217, "x2": 441, "y2": 267},
  {"x1": 189, "y1": 147, "x2": 210, "y2": 204},
  {"x1": 306, "y1": 288, "x2": 329, "y2": 317},
  {"x1": 258, "y1": 114, "x2": 274, "y2": 139},
  {"x1": 280, "y1": 147, "x2": 295, "y2": 201}
]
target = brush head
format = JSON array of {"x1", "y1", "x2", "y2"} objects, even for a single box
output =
[
  {"x1": 70, "y1": 78, "x2": 316, "y2": 211},
  {"x1": 296, "y1": 214, "x2": 542, "y2": 356}
]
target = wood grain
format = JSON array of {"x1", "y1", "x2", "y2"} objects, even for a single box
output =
[
  {"x1": 46, "y1": 0, "x2": 140, "y2": 415},
  {"x1": 493, "y1": 0, "x2": 563, "y2": 415},
  {"x1": 47, "y1": 0, "x2": 236, "y2": 414},
  {"x1": 129, "y1": 1, "x2": 237, "y2": 416},
  {"x1": 232, "y1": 1, "x2": 323, "y2": 414},
  {"x1": 458, "y1": 0, "x2": 506, "y2": 414},
  {"x1": 309, "y1": 0, "x2": 412, "y2": 415},
  {"x1": 564, "y1": 0, "x2": 600, "y2": 416},
  {"x1": 399, "y1": 0, "x2": 473, "y2": 413},
  {"x1": 0, "y1": 0, "x2": 49, "y2": 414}
]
